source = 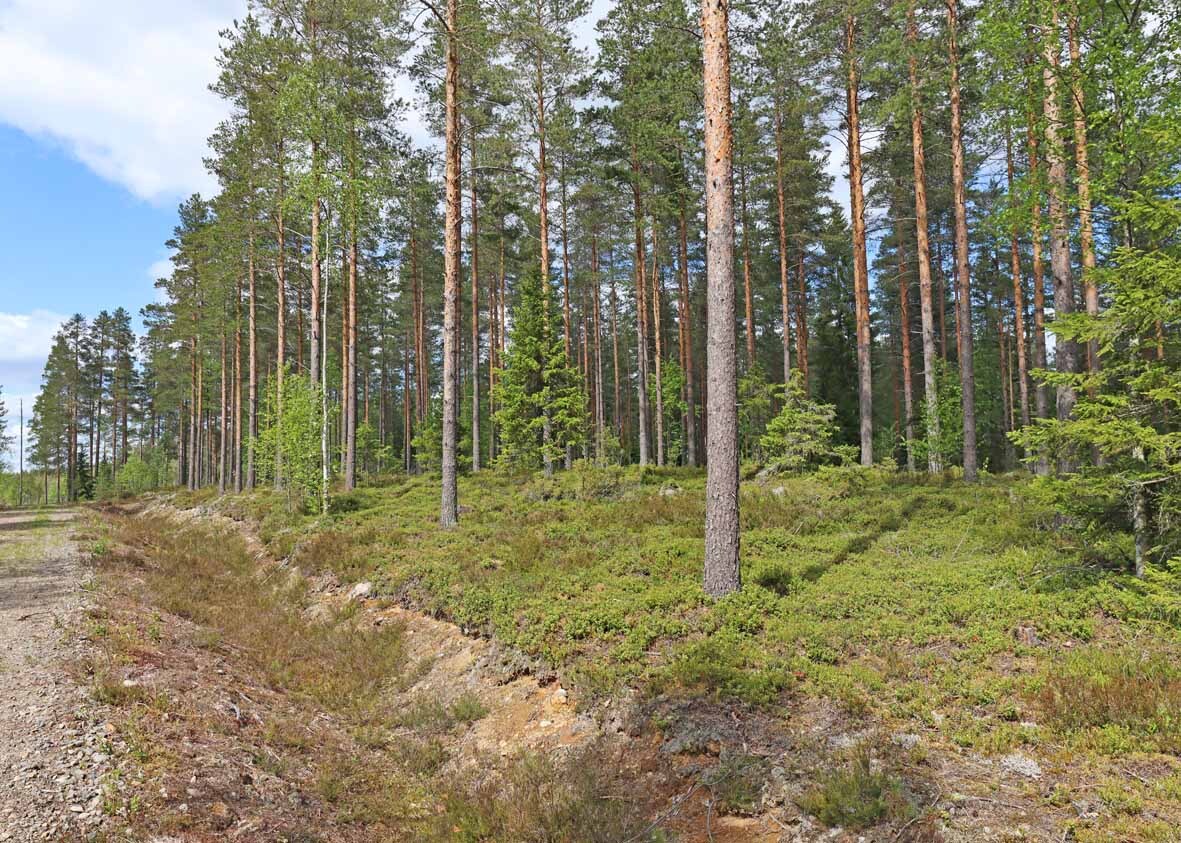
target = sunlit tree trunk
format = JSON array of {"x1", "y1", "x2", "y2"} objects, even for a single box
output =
[
  {"x1": 1026, "y1": 105, "x2": 1050, "y2": 430},
  {"x1": 1042, "y1": 5, "x2": 1080, "y2": 473},
  {"x1": 702, "y1": 0, "x2": 740, "y2": 598},
  {"x1": 1067, "y1": 9, "x2": 1099, "y2": 376},
  {"x1": 678, "y1": 197, "x2": 698, "y2": 467},
  {"x1": 897, "y1": 237, "x2": 915, "y2": 472},
  {"x1": 439, "y1": 0, "x2": 461, "y2": 525},
  {"x1": 947, "y1": 0, "x2": 978, "y2": 480},
  {"x1": 774, "y1": 100, "x2": 792, "y2": 385},
  {"x1": 651, "y1": 218, "x2": 666, "y2": 467},
  {"x1": 610, "y1": 259, "x2": 622, "y2": 443},
  {"x1": 631, "y1": 153, "x2": 651, "y2": 466},
  {"x1": 592, "y1": 234, "x2": 606, "y2": 462},
  {"x1": 739, "y1": 157, "x2": 756, "y2": 368},
  {"x1": 908, "y1": 3, "x2": 942, "y2": 473},
  {"x1": 1006, "y1": 130, "x2": 1031, "y2": 430},
  {"x1": 795, "y1": 250, "x2": 809, "y2": 390},
  {"x1": 536, "y1": 29, "x2": 554, "y2": 478},
  {"x1": 274, "y1": 138, "x2": 287, "y2": 489},
  {"x1": 560, "y1": 160, "x2": 573, "y2": 469},
  {"x1": 247, "y1": 219, "x2": 257, "y2": 489},
  {"x1": 345, "y1": 220, "x2": 358, "y2": 489},
  {"x1": 470, "y1": 135, "x2": 481, "y2": 473},
  {"x1": 234, "y1": 277, "x2": 243, "y2": 491},
  {"x1": 846, "y1": 13, "x2": 873, "y2": 467},
  {"x1": 218, "y1": 331, "x2": 228, "y2": 495}
]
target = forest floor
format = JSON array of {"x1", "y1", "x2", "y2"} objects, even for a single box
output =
[{"x1": 77, "y1": 466, "x2": 1181, "y2": 842}]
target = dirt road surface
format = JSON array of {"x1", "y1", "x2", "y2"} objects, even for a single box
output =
[{"x1": 0, "y1": 509, "x2": 112, "y2": 842}]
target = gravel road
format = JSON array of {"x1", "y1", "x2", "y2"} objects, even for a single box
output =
[{"x1": 0, "y1": 509, "x2": 113, "y2": 842}]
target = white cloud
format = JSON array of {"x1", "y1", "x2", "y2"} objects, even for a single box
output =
[
  {"x1": 147, "y1": 256, "x2": 174, "y2": 283},
  {"x1": 0, "y1": 0, "x2": 242, "y2": 203},
  {"x1": 0, "y1": 309, "x2": 66, "y2": 365},
  {"x1": 0, "y1": 310, "x2": 66, "y2": 468}
]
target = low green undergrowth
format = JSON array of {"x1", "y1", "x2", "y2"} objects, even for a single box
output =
[
  {"x1": 1037, "y1": 646, "x2": 1181, "y2": 753},
  {"x1": 195, "y1": 465, "x2": 1181, "y2": 761}
]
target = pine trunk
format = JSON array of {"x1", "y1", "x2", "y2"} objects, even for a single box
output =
[
  {"x1": 218, "y1": 331, "x2": 228, "y2": 495},
  {"x1": 440, "y1": 0, "x2": 461, "y2": 525},
  {"x1": 947, "y1": 0, "x2": 978, "y2": 480},
  {"x1": 1006, "y1": 131, "x2": 1032, "y2": 429},
  {"x1": 702, "y1": 0, "x2": 740, "y2": 598},
  {"x1": 1027, "y1": 107, "x2": 1050, "y2": 428},
  {"x1": 740, "y1": 159, "x2": 756, "y2": 368},
  {"x1": 470, "y1": 135, "x2": 481, "y2": 473},
  {"x1": 1067, "y1": 13, "x2": 1099, "y2": 375},
  {"x1": 774, "y1": 101, "x2": 792, "y2": 385},
  {"x1": 847, "y1": 14, "x2": 873, "y2": 467},
  {"x1": 1042, "y1": 6, "x2": 1080, "y2": 473},
  {"x1": 795, "y1": 251, "x2": 809, "y2": 389},
  {"x1": 631, "y1": 156, "x2": 651, "y2": 466},
  {"x1": 908, "y1": 2, "x2": 943, "y2": 474},
  {"x1": 897, "y1": 239, "x2": 916, "y2": 471},
  {"x1": 234, "y1": 277, "x2": 243, "y2": 491},
  {"x1": 536, "y1": 34, "x2": 554, "y2": 478},
  {"x1": 651, "y1": 219, "x2": 666, "y2": 467},
  {"x1": 678, "y1": 199, "x2": 698, "y2": 467},
  {"x1": 310, "y1": 147, "x2": 322, "y2": 387},
  {"x1": 345, "y1": 224, "x2": 358, "y2": 489}
]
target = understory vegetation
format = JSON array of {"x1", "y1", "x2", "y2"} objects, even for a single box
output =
[
  {"x1": 153, "y1": 464, "x2": 1181, "y2": 839},
  {"x1": 84, "y1": 510, "x2": 659, "y2": 842}
]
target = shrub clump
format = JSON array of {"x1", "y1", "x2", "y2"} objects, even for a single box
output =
[{"x1": 797, "y1": 747, "x2": 914, "y2": 830}]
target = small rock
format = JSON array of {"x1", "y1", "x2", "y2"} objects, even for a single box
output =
[
  {"x1": 1000, "y1": 752, "x2": 1043, "y2": 779},
  {"x1": 347, "y1": 581, "x2": 374, "y2": 601},
  {"x1": 892, "y1": 733, "x2": 920, "y2": 750},
  {"x1": 1015, "y1": 625, "x2": 1042, "y2": 647}
]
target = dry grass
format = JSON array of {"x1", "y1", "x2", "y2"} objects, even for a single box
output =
[
  {"x1": 1038, "y1": 647, "x2": 1181, "y2": 751},
  {"x1": 86, "y1": 508, "x2": 669, "y2": 841},
  {"x1": 428, "y1": 743, "x2": 656, "y2": 843},
  {"x1": 104, "y1": 514, "x2": 405, "y2": 715}
]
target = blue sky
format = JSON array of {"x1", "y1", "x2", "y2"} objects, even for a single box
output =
[{"x1": 0, "y1": 125, "x2": 173, "y2": 317}]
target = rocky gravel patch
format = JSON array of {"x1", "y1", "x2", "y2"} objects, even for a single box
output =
[{"x1": 0, "y1": 509, "x2": 115, "y2": 842}]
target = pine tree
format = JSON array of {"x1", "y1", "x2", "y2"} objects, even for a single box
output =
[{"x1": 0, "y1": 386, "x2": 11, "y2": 469}]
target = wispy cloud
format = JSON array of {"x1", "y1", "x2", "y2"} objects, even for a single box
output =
[
  {"x1": 0, "y1": 0, "x2": 241, "y2": 203},
  {"x1": 0, "y1": 310, "x2": 66, "y2": 467}
]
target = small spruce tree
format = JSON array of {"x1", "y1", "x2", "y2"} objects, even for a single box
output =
[
  {"x1": 759, "y1": 373, "x2": 844, "y2": 472},
  {"x1": 494, "y1": 268, "x2": 584, "y2": 472}
]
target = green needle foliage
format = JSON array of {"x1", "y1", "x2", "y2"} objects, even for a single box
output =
[
  {"x1": 493, "y1": 269, "x2": 584, "y2": 473},
  {"x1": 759, "y1": 373, "x2": 847, "y2": 472}
]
